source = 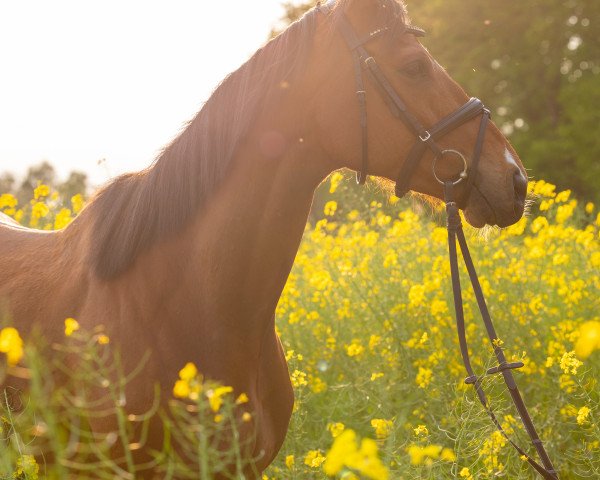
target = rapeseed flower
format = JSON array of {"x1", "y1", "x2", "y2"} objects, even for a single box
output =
[
  {"x1": 559, "y1": 351, "x2": 582, "y2": 375},
  {"x1": 574, "y1": 321, "x2": 600, "y2": 359},
  {"x1": 13, "y1": 455, "x2": 39, "y2": 479},
  {"x1": 576, "y1": 406, "x2": 591, "y2": 425},
  {"x1": 370, "y1": 418, "x2": 393, "y2": 439},
  {"x1": 33, "y1": 184, "x2": 50, "y2": 200},
  {"x1": 64, "y1": 318, "x2": 80, "y2": 336},
  {"x1": 323, "y1": 429, "x2": 389, "y2": 479},
  {"x1": 327, "y1": 422, "x2": 345, "y2": 438},
  {"x1": 172, "y1": 362, "x2": 203, "y2": 400},
  {"x1": 304, "y1": 450, "x2": 326, "y2": 468},
  {"x1": 0, "y1": 327, "x2": 24, "y2": 365},
  {"x1": 71, "y1": 193, "x2": 84, "y2": 213},
  {"x1": 206, "y1": 386, "x2": 234, "y2": 412},
  {"x1": 0, "y1": 193, "x2": 17, "y2": 210},
  {"x1": 406, "y1": 444, "x2": 454, "y2": 465}
]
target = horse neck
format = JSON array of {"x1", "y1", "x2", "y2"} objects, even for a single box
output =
[{"x1": 135, "y1": 122, "x2": 332, "y2": 341}]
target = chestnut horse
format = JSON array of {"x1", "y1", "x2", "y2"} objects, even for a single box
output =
[{"x1": 0, "y1": 0, "x2": 527, "y2": 477}]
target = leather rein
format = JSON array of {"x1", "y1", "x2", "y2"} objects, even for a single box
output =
[{"x1": 318, "y1": 2, "x2": 558, "y2": 478}]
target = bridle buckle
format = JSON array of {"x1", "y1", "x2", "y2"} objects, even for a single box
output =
[{"x1": 419, "y1": 131, "x2": 431, "y2": 142}]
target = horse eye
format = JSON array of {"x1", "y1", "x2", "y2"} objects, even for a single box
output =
[{"x1": 400, "y1": 60, "x2": 428, "y2": 78}]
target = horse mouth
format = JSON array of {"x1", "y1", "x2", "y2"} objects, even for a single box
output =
[{"x1": 463, "y1": 189, "x2": 525, "y2": 228}]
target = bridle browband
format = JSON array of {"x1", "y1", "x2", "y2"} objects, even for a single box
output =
[{"x1": 318, "y1": 2, "x2": 558, "y2": 478}]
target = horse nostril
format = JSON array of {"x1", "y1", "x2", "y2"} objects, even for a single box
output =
[{"x1": 513, "y1": 169, "x2": 527, "y2": 206}]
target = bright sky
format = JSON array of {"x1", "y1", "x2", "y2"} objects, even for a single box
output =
[{"x1": 0, "y1": 0, "x2": 291, "y2": 187}]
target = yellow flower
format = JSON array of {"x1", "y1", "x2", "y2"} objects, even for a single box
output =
[
  {"x1": 206, "y1": 386, "x2": 233, "y2": 412},
  {"x1": 235, "y1": 392, "x2": 249, "y2": 404},
  {"x1": 310, "y1": 375, "x2": 327, "y2": 393},
  {"x1": 30, "y1": 201, "x2": 50, "y2": 226},
  {"x1": 179, "y1": 362, "x2": 198, "y2": 381},
  {"x1": 0, "y1": 193, "x2": 18, "y2": 209},
  {"x1": 329, "y1": 171, "x2": 344, "y2": 194},
  {"x1": 576, "y1": 406, "x2": 591, "y2": 425},
  {"x1": 574, "y1": 321, "x2": 600, "y2": 359},
  {"x1": 14, "y1": 454, "x2": 39, "y2": 479},
  {"x1": 327, "y1": 422, "x2": 345, "y2": 438},
  {"x1": 529, "y1": 179, "x2": 556, "y2": 198},
  {"x1": 71, "y1": 193, "x2": 84, "y2": 213},
  {"x1": 173, "y1": 380, "x2": 191, "y2": 399},
  {"x1": 554, "y1": 189, "x2": 571, "y2": 203},
  {"x1": 242, "y1": 412, "x2": 252, "y2": 422},
  {"x1": 285, "y1": 454, "x2": 295, "y2": 469},
  {"x1": 559, "y1": 351, "x2": 582, "y2": 375},
  {"x1": 0, "y1": 327, "x2": 24, "y2": 365},
  {"x1": 459, "y1": 466, "x2": 473, "y2": 479},
  {"x1": 408, "y1": 284, "x2": 426, "y2": 307},
  {"x1": 370, "y1": 418, "x2": 393, "y2": 439},
  {"x1": 416, "y1": 367, "x2": 433, "y2": 388},
  {"x1": 370, "y1": 372, "x2": 384, "y2": 381},
  {"x1": 345, "y1": 339, "x2": 365, "y2": 357},
  {"x1": 413, "y1": 424, "x2": 428, "y2": 436},
  {"x1": 585, "y1": 202, "x2": 594, "y2": 214},
  {"x1": 33, "y1": 184, "x2": 50, "y2": 200},
  {"x1": 64, "y1": 318, "x2": 80, "y2": 336},
  {"x1": 556, "y1": 200, "x2": 577, "y2": 224},
  {"x1": 440, "y1": 448, "x2": 456, "y2": 462},
  {"x1": 290, "y1": 369, "x2": 308, "y2": 388},
  {"x1": 304, "y1": 449, "x2": 326, "y2": 468},
  {"x1": 407, "y1": 444, "x2": 453, "y2": 465},
  {"x1": 323, "y1": 429, "x2": 389, "y2": 480},
  {"x1": 324, "y1": 200, "x2": 338, "y2": 216},
  {"x1": 54, "y1": 208, "x2": 73, "y2": 229},
  {"x1": 172, "y1": 362, "x2": 204, "y2": 400},
  {"x1": 368, "y1": 334, "x2": 381, "y2": 350},
  {"x1": 430, "y1": 298, "x2": 448, "y2": 316},
  {"x1": 97, "y1": 334, "x2": 110, "y2": 345}
]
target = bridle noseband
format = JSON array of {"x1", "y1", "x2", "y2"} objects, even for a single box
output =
[{"x1": 318, "y1": 2, "x2": 558, "y2": 479}]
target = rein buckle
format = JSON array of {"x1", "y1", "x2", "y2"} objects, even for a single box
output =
[{"x1": 486, "y1": 361, "x2": 524, "y2": 376}]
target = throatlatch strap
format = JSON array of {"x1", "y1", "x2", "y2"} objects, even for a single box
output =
[{"x1": 444, "y1": 182, "x2": 558, "y2": 479}]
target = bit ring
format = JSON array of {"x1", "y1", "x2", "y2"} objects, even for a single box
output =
[{"x1": 432, "y1": 149, "x2": 468, "y2": 185}]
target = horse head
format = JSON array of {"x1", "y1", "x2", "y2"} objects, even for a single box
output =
[{"x1": 304, "y1": 0, "x2": 527, "y2": 227}]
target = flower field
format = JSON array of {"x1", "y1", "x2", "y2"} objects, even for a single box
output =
[{"x1": 1, "y1": 177, "x2": 599, "y2": 479}]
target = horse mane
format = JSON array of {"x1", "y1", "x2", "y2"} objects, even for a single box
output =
[
  {"x1": 334, "y1": 0, "x2": 408, "y2": 34},
  {"x1": 86, "y1": 8, "x2": 320, "y2": 279},
  {"x1": 85, "y1": 1, "x2": 408, "y2": 280}
]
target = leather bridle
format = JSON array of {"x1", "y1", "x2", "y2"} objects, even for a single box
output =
[
  {"x1": 318, "y1": 1, "x2": 489, "y2": 199},
  {"x1": 318, "y1": 2, "x2": 558, "y2": 478}
]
